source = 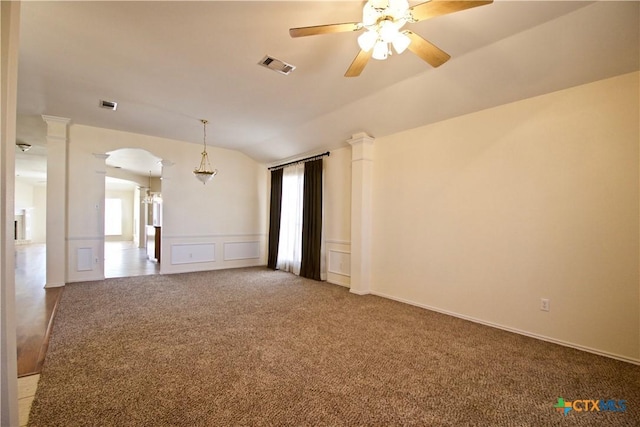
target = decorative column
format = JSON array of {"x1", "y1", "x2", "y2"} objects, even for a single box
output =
[
  {"x1": 157, "y1": 159, "x2": 173, "y2": 274},
  {"x1": 347, "y1": 132, "x2": 374, "y2": 295},
  {"x1": 43, "y1": 115, "x2": 71, "y2": 288},
  {"x1": 93, "y1": 153, "x2": 109, "y2": 280}
]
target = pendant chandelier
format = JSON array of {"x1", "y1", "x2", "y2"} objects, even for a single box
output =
[
  {"x1": 193, "y1": 119, "x2": 218, "y2": 184},
  {"x1": 142, "y1": 171, "x2": 154, "y2": 204},
  {"x1": 142, "y1": 170, "x2": 162, "y2": 204}
]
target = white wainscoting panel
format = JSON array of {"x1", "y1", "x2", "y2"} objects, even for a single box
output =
[
  {"x1": 224, "y1": 241, "x2": 260, "y2": 261},
  {"x1": 328, "y1": 249, "x2": 351, "y2": 276},
  {"x1": 325, "y1": 240, "x2": 351, "y2": 287},
  {"x1": 161, "y1": 234, "x2": 267, "y2": 274},
  {"x1": 67, "y1": 237, "x2": 104, "y2": 282},
  {"x1": 171, "y1": 243, "x2": 216, "y2": 265},
  {"x1": 76, "y1": 247, "x2": 93, "y2": 271}
]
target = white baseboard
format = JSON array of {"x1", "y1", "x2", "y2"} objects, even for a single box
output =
[
  {"x1": 370, "y1": 290, "x2": 640, "y2": 366},
  {"x1": 327, "y1": 280, "x2": 350, "y2": 289}
]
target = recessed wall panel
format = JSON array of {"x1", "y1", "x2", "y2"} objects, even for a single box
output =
[
  {"x1": 223, "y1": 241, "x2": 260, "y2": 261},
  {"x1": 171, "y1": 243, "x2": 216, "y2": 265},
  {"x1": 77, "y1": 247, "x2": 93, "y2": 271},
  {"x1": 328, "y1": 249, "x2": 351, "y2": 276}
]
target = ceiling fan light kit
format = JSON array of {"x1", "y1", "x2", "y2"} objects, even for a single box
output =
[
  {"x1": 290, "y1": 0, "x2": 493, "y2": 77},
  {"x1": 361, "y1": 0, "x2": 410, "y2": 59}
]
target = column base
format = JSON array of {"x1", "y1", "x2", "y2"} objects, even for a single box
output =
[{"x1": 44, "y1": 282, "x2": 65, "y2": 289}]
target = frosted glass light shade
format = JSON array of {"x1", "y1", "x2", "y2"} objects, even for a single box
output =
[
  {"x1": 392, "y1": 31, "x2": 411, "y2": 54},
  {"x1": 358, "y1": 30, "x2": 378, "y2": 52},
  {"x1": 372, "y1": 41, "x2": 388, "y2": 60},
  {"x1": 194, "y1": 170, "x2": 217, "y2": 184},
  {"x1": 362, "y1": 2, "x2": 380, "y2": 26},
  {"x1": 378, "y1": 20, "x2": 399, "y2": 43}
]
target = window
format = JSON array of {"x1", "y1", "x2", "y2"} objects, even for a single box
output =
[
  {"x1": 270, "y1": 158, "x2": 325, "y2": 280},
  {"x1": 105, "y1": 198, "x2": 122, "y2": 236},
  {"x1": 276, "y1": 163, "x2": 304, "y2": 274}
]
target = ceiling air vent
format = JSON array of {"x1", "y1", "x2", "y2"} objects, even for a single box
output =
[
  {"x1": 258, "y1": 55, "x2": 296, "y2": 75},
  {"x1": 99, "y1": 99, "x2": 118, "y2": 111}
]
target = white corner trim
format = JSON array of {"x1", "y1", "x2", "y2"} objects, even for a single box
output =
[
  {"x1": 44, "y1": 282, "x2": 65, "y2": 288},
  {"x1": 370, "y1": 290, "x2": 640, "y2": 366}
]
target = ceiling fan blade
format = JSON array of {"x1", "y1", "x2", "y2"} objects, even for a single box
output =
[
  {"x1": 345, "y1": 49, "x2": 373, "y2": 77},
  {"x1": 409, "y1": 0, "x2": 493, "y2": 22},
  {"x1": 289, "y1": 22, "x2": 361, "y2": 38},
  {"x1": 404, "y1": 30, "x2": 451, "y2": 68}
]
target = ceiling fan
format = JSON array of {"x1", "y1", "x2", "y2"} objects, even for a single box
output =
[{"x1": 290, "y1": 0, "x2": 493, "y2": 77}]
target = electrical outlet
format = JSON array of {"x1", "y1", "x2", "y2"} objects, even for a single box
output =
[{"x1": 540, "y1": 298, "x2": 550, "y2": 312}]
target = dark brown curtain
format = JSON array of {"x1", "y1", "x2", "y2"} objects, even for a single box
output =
[
  {"x1": 267, "y1": 168, "x2": 283, "y2": 269},
  {"x1": 300, "y1": 159, "x2": 323, "y2": 280}
]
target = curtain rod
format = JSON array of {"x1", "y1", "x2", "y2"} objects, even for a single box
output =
[{"x1": 268, "y1": 151, "x2": 330, "y2": 171}]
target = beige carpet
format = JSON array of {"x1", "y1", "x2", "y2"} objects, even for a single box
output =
[{"x1": 29, "y1": 267, "x2": 639, "y2": 426}]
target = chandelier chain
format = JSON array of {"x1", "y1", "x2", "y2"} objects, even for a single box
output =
[{"x1": 202, "y1": 119, "x2": 208, "y2": 152}]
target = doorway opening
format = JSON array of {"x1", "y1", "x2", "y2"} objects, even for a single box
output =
[{"x1": 104, "y1": 148, "x2": 163, "y2": 278}]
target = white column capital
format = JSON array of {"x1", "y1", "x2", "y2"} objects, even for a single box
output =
[
  {"x1": 41, "y1": 114, "x2": 71, "y2": 125},
  {"x1": 347, "y1": 132, "x2": 374, "y2": 145},
  {"x1": 42, "y1": 115, "x2": 71, "y2": 140},
  {"x1": 347, "y1": 133, "x2": 374, "y2": 162}
]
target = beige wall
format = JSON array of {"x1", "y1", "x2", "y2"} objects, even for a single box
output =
[
  {"x1": 14, "y1": 180, "x2": 46, "y2": 243},
  {"x1": 32, "y1": 185, "x2": 46, "y2": 243},
  {"x1": 14, "y1": 180, "x2": 33, "y2": 211},
  {"x1": 66, "y1": 125, "x2": 268, "y2": 281},
  {"x1": 370, "y1": 72, "x2": 639, "y2": 361}
]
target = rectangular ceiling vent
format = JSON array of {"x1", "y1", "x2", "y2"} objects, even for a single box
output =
[
  {"x1": 258, "y1": 55, "x2": 296, "y2": 75},
  {"x1": 99, "y1": 99, "x2": 118, "y2": 111}
]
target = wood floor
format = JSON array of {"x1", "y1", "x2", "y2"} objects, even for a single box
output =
[{"x1": 16, "y1": 241, "x2": 159, "y2": 377}]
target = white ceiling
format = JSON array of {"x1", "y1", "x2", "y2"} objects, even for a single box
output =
[{"x1": 14, "y1": 1, "x2": 640, "y2": 183}]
